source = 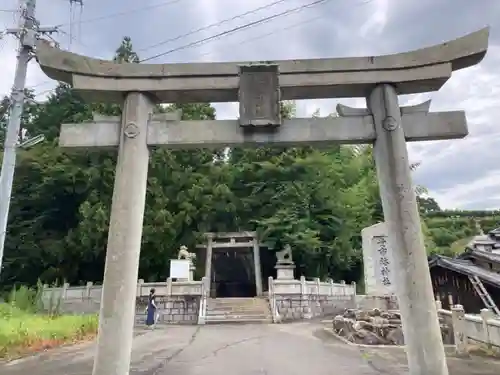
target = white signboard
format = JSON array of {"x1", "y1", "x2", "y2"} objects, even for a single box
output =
[
  {"x1": 361, "y1": 222, "x2": 395, "y2": 296},
  {"x1": 170, "y1": 259, "x2": 190, "y2": 279}
]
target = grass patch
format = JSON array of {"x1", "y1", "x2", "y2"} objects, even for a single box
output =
[{"x1": 0, "y1": 284, "x2": 98, "y2": 359}]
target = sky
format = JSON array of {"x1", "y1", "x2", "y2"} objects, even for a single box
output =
[{"x1": 0, "y1": 0, "x2": 499, "y2": 210}]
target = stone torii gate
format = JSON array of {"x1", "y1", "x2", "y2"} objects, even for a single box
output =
[{"x1": 35, "y1": 28, "x2": 489, "y2": 375}]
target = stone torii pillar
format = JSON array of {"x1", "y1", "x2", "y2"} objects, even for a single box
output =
[
  {"x1": 370, "y1": 87, "x2": 446, "y2": 375},
  {"x1": 34, "y1": 28, "x2": 489, "y2": 375},
  {"x1": 94, "y1": 93, "x2": 153, "y2": 375},
  {"x1": 338, "y1": 94, "x2": 448, "y2": 375}
]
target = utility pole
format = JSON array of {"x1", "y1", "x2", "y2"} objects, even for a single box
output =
[{"x1": 0, "y1": 0, "x2": 57, "y2": 276}]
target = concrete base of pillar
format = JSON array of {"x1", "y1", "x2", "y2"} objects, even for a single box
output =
[{"x1": 275, "y1": 264, "x2": 295, "y2": 280}]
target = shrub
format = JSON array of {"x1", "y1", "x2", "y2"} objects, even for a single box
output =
[{"x1": 0, "y1": 283, "x2": 97, "y2": 359}]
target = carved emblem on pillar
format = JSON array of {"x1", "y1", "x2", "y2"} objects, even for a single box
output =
[
  {"x1": 382, "y1": 116, "x2": 398, "y2": 131},
  {"x1": 123, "y1": 122, "x2": 139, "y2": 138}
]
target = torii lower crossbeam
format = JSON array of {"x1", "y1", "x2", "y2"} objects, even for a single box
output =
[{"x1": 59, "y1": 107, "x2": 467, "y2": 150}]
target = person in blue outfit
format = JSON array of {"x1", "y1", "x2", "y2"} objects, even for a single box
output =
[{"x1": 145, "y1": 288, "x2": 158, "y2": 328}]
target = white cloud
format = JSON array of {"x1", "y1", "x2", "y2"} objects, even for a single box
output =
[
  {"x1": 430, "y1": 170, "x2": 500, "y2": 210},
  {"x1": 409, "y1": 44, "x2": 500, "y2": 209},
  {"x1": 359, "y1": 0, "x2": 388, "y2": 38},
  {"x1": 0, "y1": 34, "x2": 57, "y2": 100}
]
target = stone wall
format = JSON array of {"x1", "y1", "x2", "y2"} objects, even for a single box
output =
[
  {"x1": 268, "y1": 276, "x2": 356, "y2": 322},
  {"x1": 136, "y1": 295, "x2": 200, "y2": 324},
  {"x1": 274, "y1": 294, "x2": 354, "y2": 321},
  {"x1": 356, "y1": 294, "x2": 399, "y2": 311}
]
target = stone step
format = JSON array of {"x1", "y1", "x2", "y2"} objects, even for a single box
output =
[
  {"x1": 208, "y1": 306, "x2": 269, "y2": 311},
  {"x1": 209, "y1": 306, "x2": 268, "y2": 312},
  {"x1": 210, "y1": 304, "x2": 267, "y2": 310},
  {"x1": 207, "y1": 310, "x2": 270, "y2": 317},
  {"x1": 205, "y1": 297, "x2": 272, "y2": 325},
  {"x1": 210, "y1": 298, "x2": 267, "y2": 306},
  {"x1": 207, "y1": 305, "x2": 269, "y2": 312},
  {"x1": 207, "y1": 311, "x2": 270, "y2": 316},
  {"x1": 205, "y1": 315, "x2": 272, "y2": 324},
  {"x1": 207, "y1": 313, "x2": 271, "y2": 319},
  {"x1": 207, "y1": 311, "x2": 269, "y2": 317},
  {"x1": 211, "y1": 298, "x2": 264, "y2": 301},
  {"x1": 210, "y1": 301, "x2": 268, "y2": 307},
  {"x1": 209, "y1": 304, "x2": 266, "y2": 309}
]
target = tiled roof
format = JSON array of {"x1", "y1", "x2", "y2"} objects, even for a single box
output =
[
  {"x1": 464, "y1": 227, "x2": 500, "y2": 251},
  {"x1": 458, "y1": 248, "x2": 500, "y2": 264},
  {"x1": 429, "y1": 255, "x2": 500, "y2": 287}
]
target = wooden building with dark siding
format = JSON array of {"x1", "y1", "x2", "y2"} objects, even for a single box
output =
[{"x1": 428, "y1": 254, "x2": 500, "y2": 313}]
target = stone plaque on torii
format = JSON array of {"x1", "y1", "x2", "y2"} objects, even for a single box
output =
[{"x1": 35, "y1": 28, "x2": 489, "y2": 375}]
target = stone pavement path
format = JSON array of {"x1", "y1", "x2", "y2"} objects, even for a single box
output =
[{"x1": 1, "y1": 322, "x2": 500, "y2": 375}]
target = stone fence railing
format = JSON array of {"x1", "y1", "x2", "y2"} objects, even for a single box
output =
[
  {"x1": 41, "y1": 279, "x2": 206, "y2": 324},
  {"x1": 42, "y1": 276, "x2": 356, "y2": 324},
  {"x1": 268, "y1": 276, "x2": 356, "y2": 322},
  {"x1": 437, "y1": 303, "x2": 500, "y2": 351},
  {"x1": 41, "y1": 282, "x2": 101, "y2": 314},
  {"x1": 41, "y1": 279, "x2": 204, "y2": 302}
]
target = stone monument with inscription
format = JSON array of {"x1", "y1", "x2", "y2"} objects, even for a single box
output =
[{"x1": 361, "y1": 222, "x2": 395, "y2": 296}]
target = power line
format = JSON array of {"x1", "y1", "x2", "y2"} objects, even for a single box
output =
[
  {"x1": 138, "y1": 0, "x2": 289, "y2": 53},
  {"x1": 33, "y1": 87, "x2": 56, "y2": 98},
  {"x1": 197, "y1": 14, "x2": 325, "y2": 59},
  {"x1": 31, "y1": 81, "x2": 52, "y2": 89},
  {"x1": 58, "y1": 27, "x2": 89, "y2": 49},
  {"x1": 196, "y1": 0, "x2": 373, "y2": 59},
  {"x1": 67, "y1": 0, "x2": 84, "y2": 50},
  {"x1": 140, "y1": 0, "x2": 330, "y2": 62},
  {"x1": 14, "y1": 0, "x2": 372, "y2": 96},
  {"x1": 55, "y1": 0, "x2": 187, "y2": 27}
]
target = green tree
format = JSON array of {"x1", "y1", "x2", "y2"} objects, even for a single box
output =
[
  {"x1": 418, "y1": 196, "x2": 441, "y2": 214},
  {"x1": 0, "y1": 95, "x2": 9, "y2": 146},
  {"x1": 114, "y1": 36, "x2": 139, "y2": 63},
  {"x1": 4, "y1": 35, "x2": 492, "y2": 291},
  {"x1": 226, "y1": 103, "x2": 380, "y2": 279}
]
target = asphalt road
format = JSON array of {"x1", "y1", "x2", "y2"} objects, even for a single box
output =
[{"x1": 1, "y1": 322, "x2": 500, "y2": 375}]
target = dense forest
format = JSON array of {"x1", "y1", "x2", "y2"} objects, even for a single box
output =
[{"x1": 0, "y1": 37, "x2": 498, "y2": 289}]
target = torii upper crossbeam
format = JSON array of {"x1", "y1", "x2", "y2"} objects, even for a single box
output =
[{"x1": 35, "y1": 28, "x2": 488, "y2": 103}]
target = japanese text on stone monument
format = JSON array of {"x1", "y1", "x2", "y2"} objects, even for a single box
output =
[{"x1": 374, "y1": 236, "x2": 392, "y2": 286}]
